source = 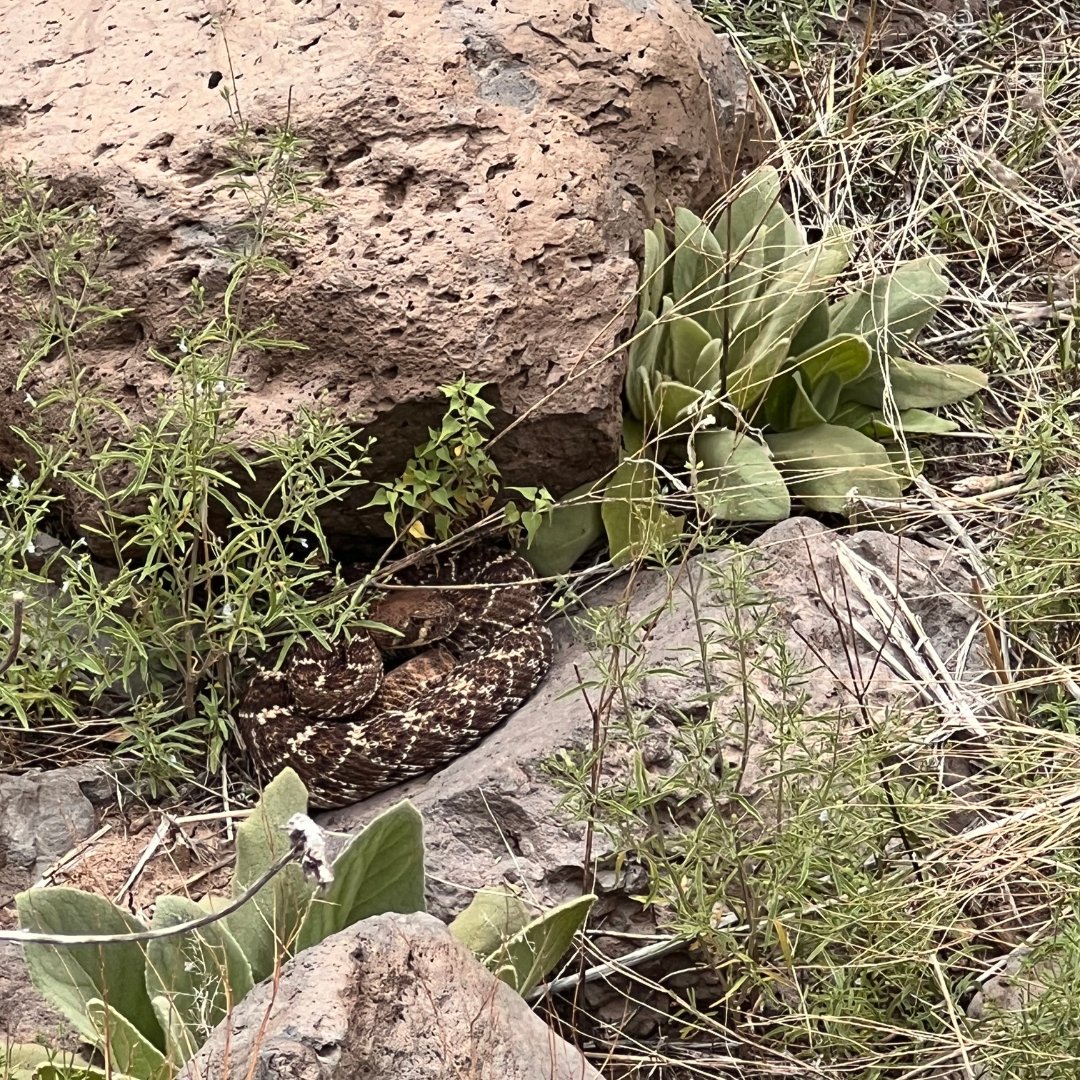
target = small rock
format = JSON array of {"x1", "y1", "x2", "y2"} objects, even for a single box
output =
[
  {"x1": 180, "y1": 912, "x2": 602, "y2": 1080},
  {"x1": 0, "y1": 762, "x2": 116, "y2": 905}
]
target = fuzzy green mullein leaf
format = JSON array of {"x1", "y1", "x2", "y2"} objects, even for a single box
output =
[
  {"x1": 711, "y1": 165, "x2": 782, "y2": 256},
  {"x1": 693, "y1": 430, "x2": 790, "y2": 522},
  {"x1": 625, "y1": 310, "x2": 664, "y2": 421},
  {"x1": 837, "y1": 405, "x2": 960, "y2": 437},
  {"x1": 639, "y1": 221, "x2": 669, "y2": 319},
  {"x1": 765, "y1": 424, "x2": 904, "y2": 512},
  {"x1": 224, "y1": 767, "x2": 312, "y2": 983},
  {"x1": 786, "y1": 371, "x2": 843, "y2": 430},
  {"x1": 523, "y1": 477, "x2": 605, "y2": 577},
  {"x1": 725, "y1": 234, "x2": 854, "y2": 413},
  {"x1": 146, "y1": 897, "x2": 254, "y2": 1066},
  {"x1": 789, "y1": 297, "x2": 831, "y2": 357},
  {"x1": 829, "y1": 255, "x2": 949, "y2": 362},
  {"x1": 842, "y1": 355, "x2": 988, "y2": 410},
  {"x1": 297, "y1": 800, "x2": 426, "y2": 951},
  {"x1": 448, "y1": 887, "x2": 534, "y2": 959},
  {"x1": 673, "y1": 208, "x2": 727, "y2": 322},
  {"x1": 485, "y1": 895, "x2": 596, "y2": 997},
  {"x1": 602, "y1": 458, "x2": 684, "y2": 566},
  {"x1": 15, "y1": 889, "x2": 164, "y2": 1054},
  {"x1": 731, "y1": 225, "x2": 851, "y2": 358},
  {"x1": 669, "y1": 315, "x2": 715, "y2": 387},
  {"x1": 692, "y1": 338, "x2": 724, "y2": 391},
  {"x1": 790, "y1": 333, "x2": 872, "y2": 389}
]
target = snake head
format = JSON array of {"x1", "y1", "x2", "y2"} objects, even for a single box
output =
[{"x1": 368, "y1": 589, "x2": 458, "y2": 651}]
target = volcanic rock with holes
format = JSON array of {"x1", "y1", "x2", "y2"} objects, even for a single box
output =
[
  {"x1": 179, "y1": 912, "x2": 603, "y2": 1080},
  {"x1": 0, "y1": 0, "x2": 761, "y2": 548}
]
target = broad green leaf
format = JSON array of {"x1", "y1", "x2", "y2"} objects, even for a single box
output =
[
  {"x1": 691, "y1": 338, "x2": 724, "y2": 391},
  {"x1": 787, "y1": 372, "x2": 829, "y2": 430},
  {"x1": 626, "y1": 311, "x2": 663, "y2": 410},
  {"x1": 759, "y1": 198, "x2": 805, "y2": 275},
  {"x1": 727, "y1": 325, "x2": 796, "y2": 414},
  {"x1": 522, "y1": 478, "x2": 604, "y2": 578},
  {"x1": 669, "y1": 317, "x2": 715, "y2": 387},
  {"x1": 15, "y1": 888, "x2": 164, "y2": 1052},
  {"x1": 762, "y1": 371, "x2": 797, "y2": 432},
  {"x1": 448, "y1": 888, "x2": 533, "y2": 960},
  {"x1": 856, "y1": 408, "x2": 959, "y2": 437},
  {"x1": 789, "y1": 297, "x2": 831, "y2": 356},
  {"x1": 734, "y1": 230, "x2": 849, "y2": 351},
  {"x1": 672, "y1": 209, "x2": 710, "y2": 310},
  {"x1": 811, "y1": 372, "x2": 843, "y2": 421},
  {"x1": 654, "y1": 380, "x2": 705, "y2": 438},
  {"x1": 843, "y1": 356, "x2": 988, "y2": 410},
  {"x1": 601, "y1": 458, "x2": 684, "y2": 567},
  {"x1": 0, "y1": 1044, "x2": 114, "y2": 1080},
  {"x1": 146, "y1": 896, "x2": 253, "y2": 1066},
  {"x1": 711, "y1": 165, "x2": 781, "y2": 255},
  {"x1": 673, "y1": 209, "x2": 728, "y2": 325},
  {"x1": 648, "y1": 295, "x2": 677, "y2": 379},
  {"x1": 640, "y1": 223, "x2": 667, "y2": 319},
  {"x1": 831, "y1": 401, "x2": 875, "y2": 430},
  {"x1": 297, "y1": 800, "x2": 426, "y2": 951},
  {"x1": 622, "y1": 417, "x2": 645, "y2": 456},
  {"x1": 829, "y1": 255, "x2": 948, "y2": 361},
  {"x1": 624, "y1": 363, "x2": 650, "y2": 424},
  {"x1": 790, "y1": 333, "x2": 871, "y2": 388},
  {"x1": 765, "y1": 424, "x2": 904, "y2": 512},
  {"x1": 727, "y1": 242, "x2": 850, "y2": 407},
  {"x1": 85, "y1": 1000, "x2": 173, "y2": 1080},
  {"x1": 226, "y1": 767, "x2": 313, "y2": 983},
  {"x1": 706, "y1": 170, "x2": 781, "y2": 335},
  {"x1": 693, "y1": 430, "x2": 790, "y2": 522},
  {"x1": 150, "y1": 997, "x2": 190, "y2": 1076},
  {"x1": 488, "y1": 895, "x2": 596, "y2": 997}
]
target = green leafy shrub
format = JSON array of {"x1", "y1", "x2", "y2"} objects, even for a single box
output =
[
  {"x1": 368, "y1": 375, "x2": 553, "y2": 549},
  {"x1": 6, "y1": 770, "x2": 594, "y2": 1079},
  {"x1": 0, "y1": 151, "x2": 375, "y2": 786},
  {"x1": 0, "y1": 155, "x2": 549, "y2": 790},
  {"x1": 527, "y1": 165, "x2": 988, "y2": 574}
]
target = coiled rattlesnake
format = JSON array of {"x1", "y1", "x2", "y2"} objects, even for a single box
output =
[{"x1": 236, "y1": 545, "x2": 553, "y2": 808}]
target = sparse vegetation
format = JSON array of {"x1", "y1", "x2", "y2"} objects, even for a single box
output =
[{"x1": 4, "y1": 0, "x2": 1080, "y2": 1078}]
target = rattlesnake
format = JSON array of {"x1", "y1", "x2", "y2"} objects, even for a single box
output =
[{"x1": 236, "y1": 545, "x2": 553, "y2": 808}]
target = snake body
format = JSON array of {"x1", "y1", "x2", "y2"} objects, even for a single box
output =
[{"x1": 236, "y1": 546, "x2": 552, "y2": 808}]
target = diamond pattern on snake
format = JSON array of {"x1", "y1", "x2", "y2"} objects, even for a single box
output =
[{"x1": 236, "y1": 545, "x2": 553, "y2": 808}]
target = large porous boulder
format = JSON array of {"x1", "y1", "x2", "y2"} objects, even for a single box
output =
[
  {"x1": 0, "y1": 0, "x2": 761, "y2": 548},
  {"x1": 180, "y1": 912, "x2": 602, "y2": 1080}
]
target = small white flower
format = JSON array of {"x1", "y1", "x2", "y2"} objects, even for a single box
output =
[
  {"x1": 178, "y1": 339, "x2": 188, "y2": 354},
  {"x1": 298, "y1": 538, "x2": 309, "y2": 549},
  {"x1": 8, "y1": 471, "x2": 23, "y2": 490},
  {"x1": 221, "y1": 602, "x2": 234, "y2": 622},
  {"x1": 183, "y1": 960, "x2": 197, "y2": 973},
  {"x1": 818, "y1": 808, "x2": 830, "y2": 824},
  {"x1": 25, "y1": 539, "x2": 36, "y2": 555},
  {"x1": 213, "y1": 380, "x2": 226, "y2": 395},
  {"x1": 60, "y1": 579, "x2": 70, "y2": 594},
  {"x1": 195, "y1": 380, "x2": 205, "y2": 395}
]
